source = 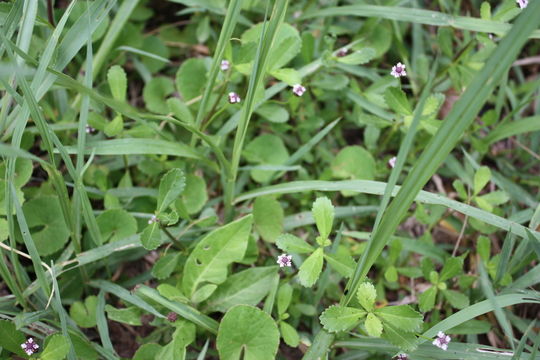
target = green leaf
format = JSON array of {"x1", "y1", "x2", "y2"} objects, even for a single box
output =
[
  {"x1": 478, "y1": 191, "x2": 509, "y2": 206},
  {"x1": 298, "y1": 248, "x2": 324, "y2": 287},
  {"x1": 439, "y1": 257, "x2": 463, "y2": 282},
  {"x1": 107, "y1": 65, "x2": 127, "y2": 101},
  {"x1": 133, "y1": 343, "x2": 163, "y2": 360},
  {"x1": 253, "y1": 196, "x2": 284, "y2": 242},
  {"x1": 477, "y1": 236, "x2": 491, "y2": 263},
  {"x1": 276, "y1": 233, "x2": 314, "y2": 254},
  {"x1": 365, "y1": 313, "x2": 383, "y2": 337},
  {"x1": 324, "y1": 250, "x2": 356, "y2": 278},
  {"x1": 141, "y1": 222, "x2": 163, "y2": 250},
  {"x1": 217, "y1": 305, "x2": 280, "y2": 360},
  {"x1": 384, "y1": 265, "x2": 398, "y2": 282},
  {"x1": 152, "y1": 252, "x2": 180, "y2": 280},
  {"x1": 157, "y1": 321, "x2": 196, "y2": 360},
  {"x1": 312, "y1": 196, "x2": 334, "y2": 240},
  {"x1": 382, "y1": 321, "x2": 418, "y2": 352},
  {"x1": 70, "y1": 296, "x2": 98, "y2": 328},
  {"x1": 104, "y1": 114, "x2": 123, "y2": 137},
  {"x1": 243, "y1": 134, "x2": 289, "y2": 183},
  {"x1": 167, "y1": 98, "x2": 194, "y2": 124},
  {"x1": 331, "y1": 146, "x2": 376, "y2": 181},
  {"x1": 473, "y1": 166, "x2": 491, "y2": 196},
  {"x1": 182, "y1": 215, "x2": 253, "y2": 297},
  {"x1": 96, "y1": 209, "x2": 137, "y2": 243},
  {"x1": 336, "y1": 48, "x2": 375, "y2": 65},
  {"x1": 0, "y1": 320, "x2": 26, "y2": 356},
  {"x1": 375, "y1": 305, "x2": 423, "y2": 332},
  {"x1": 280, "y1": 321, "x2": 300, "y2": 347},
  {"x1": 356, "y1": 282, "x2": 377, "y2": 312},
  {"x1": 480, "y1": 1, "x2": 491, "y2": 20},
  {"x1": 192, "y1": 284, "x2": 218, "y2": 303},
  {"x1": 143, "y1": 76, "x2": 175, "y2": 114},
  {"x1": 320, "y1": 305, "x2": 366, "y2": 333},
  {"x1": 269, "y1": 68, "x2": 301, "y2": 86},
  {"x1": 448, "y1": 319, "x2": 491, "y2": 334},
  {"x1": 0, "y1": 158, "x2": 33, "y2": 188},
  {"x1": 255, "y1": 103, "x2": 289, "y2": 123},
  {"x1": 418, "y1": 286, "x2": 437, "y2": 312},
  {"x1": 277, "y1": 283, "x2": 293, "y2": 316},
  {"x1": 441, "y1": 289, "x2": 470, "y2": 309},
  {"x1": 40, "y1": 334, "x2": 70, "y2": 360},
  {"x1": 196, "y1": 16, "x2": 210, "y2": 43},
  {"x1": 19, "y1": 196, "x2": 69, "y2": 256},
  {"x1": 105, "y1": 305, "x2": 142, "y2": 326},
  {"x1": 179, "y1": 174, "x2": 208, "y2": 214},
  {"x1": 176, "y1": 58, "x2": 207, "y2": 101},
  {"x1": 157, "y1": 168, "x2": 186, "y2": 213},
  {"x1": 384, "y1": 87, "x2": 412, "y2": 116},
  {"x1": 205, "y1": 267, "x2": 278, "y2": 313}
]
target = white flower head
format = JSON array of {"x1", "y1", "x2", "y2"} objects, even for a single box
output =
[
  {"x1": 228, "y1": 92, "x2": 241, "y2": 104},
  {"x1": 516, "y1": 0, "x2": 528, "y2": 8},
  {"x1": 277, "y1": 254, "x2": 292, "y2": 267},
  {"x1": 292, "y1": 84, "x2": 306, "y2": 97},
  {"x1": 388, "y1": 156, "x2": 397, "y2": 169},
  {"x1": 391, "y1": 62, "x2": 407, "y2": 78},
  {"x1": 21, "y1": 338, "x2": 39, "y2": 356},
  {"x1": 148, "y1": 215, "x2": 158, "y2": 225},
  {"x1": 293, "y1": 10, "x2": 302, "y2": 19},
  {"x1": 220, "y1": 60, "x2": 230, "y2": 71},
  {"x1": 336, "y1": 48, "x2": 349, "y2": 57},
  {"x1": 396, "y1": 354, "x2": 409, "y2": 360},
  {"x1": 85, "y1": 125, "x2": 95, "y2": 134},
  {"x1": 433, "y1": 331, "x2": 451, "y2": 351}
]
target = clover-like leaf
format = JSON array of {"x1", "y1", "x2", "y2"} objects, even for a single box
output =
[{"x1": 320, "y1": 305, "x2": 366, "y2": 333}]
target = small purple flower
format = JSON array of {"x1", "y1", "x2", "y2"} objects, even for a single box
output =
[
  {"x1": 388, "y1": 156, "x2": 397, "y2": 169},
  {"x1": 21, "y1": 338, "x2": 39, "y2": 356},
  {"x1": 85, "y1": 125, "x2": 96, "y2": 134},
  {"x1": 516, "y1": 0, "x2": 528, "y2": 8},
  {"x1": 433, "y1": 331, "x2": 451, "y2": 351},
  {"x1": 228, "y1": 92, "x2": 241, "y2": 104},
  {"x1": 391, "y1": 62, "x2": 407, "y2": 78},
  {"x1": 292, "y1": 84, "x2": 306, "y2": 97},
  {"x1": 220, "y1": 60, "x2": 230, "y2": 71},
  {"x1": 336, "y1": 48, "x2": 349, "y2": 57},
  {"x1": 277, "y1": 254, "x2": 292, "y2": 268},
  {"x1": 167, "y1": 312, "x2": 178, "y2": 322},
  {"x1": 148, "y1": 215, "x2": 158, "y2": 225},
  {"x1": 395, "y1": 354, "x2": 409, "y2": 360}
]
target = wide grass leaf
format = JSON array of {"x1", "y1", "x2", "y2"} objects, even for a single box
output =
[
  {"x1": 182, "y1": 215, "x2": 253, "y2": 297},
  {"x1": 217, "y1": 305, "x2": 280, "y2": 360}
]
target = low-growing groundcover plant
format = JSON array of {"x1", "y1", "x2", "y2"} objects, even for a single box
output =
[{"x1": 1, "y1": 0, "x2": 540, "y2": 359}]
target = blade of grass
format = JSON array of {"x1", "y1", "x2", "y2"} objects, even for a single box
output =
[
  {"x1": 224, "y1": 0, "x2": 290, "y2": 218},
  {"x1": 96, "y1": 291, "x2": 115, "y2": 355},
  {"x1": 301, "y1": 5, "x2": 540, "y2": 39}
]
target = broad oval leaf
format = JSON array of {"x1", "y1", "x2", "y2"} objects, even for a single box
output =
[
  {"x1": 298, "y1": 248, "x2": 324, "y2": 287},
  {"x1": 253, "y1": 196, "x2": 283, "y2": 242},
  {"x1": 40, "y1": 334, "x2": 70, "y2": 360},
  {"x1": 365, "y1": 313, "x2": 383, "y2": 337},
  {"x1": 157, "y1": 168, "x2": 186, "y2": 213},
  {"x1": 204, "y1": 266, "x2": 278, "y2": 313},
  {"x1": 276, "y1": 233, "x2": 314, "y2": 254},
  {"x1": 280, "y1": 321, "x2": 300, "y2": 347},
  {"x1": 141, "y1": 222, "x2": 163, "y2": 250},
  {"x1": 96, "y1": 209, "x2": 137, "y2": 243},
  {"x1": 182, "y1": 215, "x2": 253, "y2": 297},
  {"x1": 107, "y1": 65, "x2": 127, "y2": 102},
  {"x1": 217, "y1": 305, "x2": 280, "y2": 360},
  {"x1": 312, "y1": 196, "x2": 334, "y2": 240}
]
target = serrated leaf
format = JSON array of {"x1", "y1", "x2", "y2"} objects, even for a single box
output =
[
  {"x1": 375, "y1": 305, "x2": 423, "y2": 332},
  {"x1": 439, "y1": 257, "x2": 463, "y2": 282},
  {"x1": 365, "y1": 313, "x2": 383, "y2": 337},
  {"x1": 141, "y1": 222, "x2": 162, "y2": 250},
  {"x1": 382, "y1": 322, "x2": 418, "y2": 352},
  {"x1": 41, "y1": 334, "x2": 69, "y2": 360},
  {"x1": 217, "y1": 305, "x2": 279, "y2": 360},
  {"x1": 480, "y1": 2, "x2": 491, "y2": 20},
  {"x1": 319, "y1": 305, "x2": 366, "y2": 333},
  {"x1": 473, "y1": 166, "x2": 491, "y2": 196},
  {"x1": 324, "y1": 251, "x2": 355, "y2": 278},
  {"x1": 107, "y1": 65, "x2": 127, "y2": 101},
  {"x1": 312, "y1": 196, "x2": 334, "y2": 240},
  {"x1": 384, "y1": 87, "x2": 412, "y2": 116},
  {"x1": 157, "y1": 168, "x2": 186, "y2": 213},
  {"x1": 276, "y1": 233, "x2": 314, "y2": 254},
  {"x1": 418, "y1": 286, "x2": 437, "y2": 312},
  {"x1": 253, "y1": 196, "x2": 284, "y2": 242},
  {"x1": 182, "y1": 215, "x2": 252, "y2": 297},
  {"x1": 357, "y1": 282, "x2": 377, "y2": 312},
  {"x1": 337, "y1": 48, "x2": 376, "y2": 65},
  {"x1": 280, "y1": 321, "x2": 299, "y2": 347},
  {"x1": 298, "y1": 248, "x2": 324, "y2": 287},
  {"x1": 152, "y1": 252, "x2": 180, "y2": 280},
  {"x1": 204, "y1": 267, "x2": 277, "y2": 313}
]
